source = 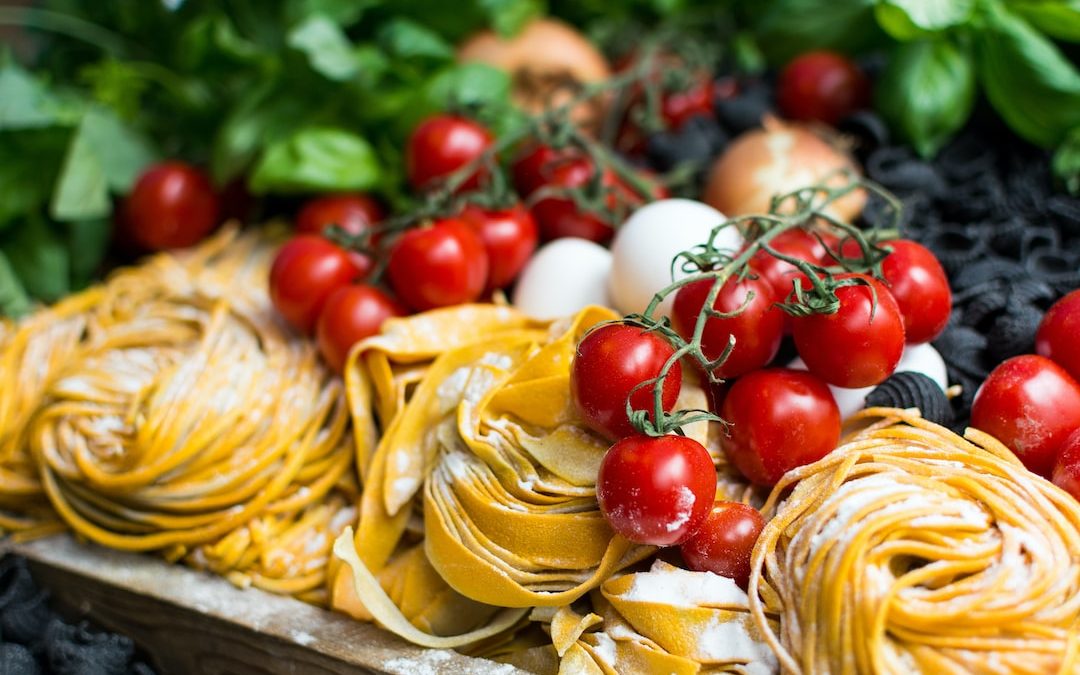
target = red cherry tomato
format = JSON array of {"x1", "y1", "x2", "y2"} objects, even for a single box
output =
[
  {"x1": 316, "y1": 285, "x2": 406, "y2": 372},
  {"x1": 269, "y1": 236, "x2": 361, "y2": 333},
  {"x1": 971, "y1": 355, "x2": 1080, "y2": 477},
  {"x1": 679, "y1": 501, "x2": 765, "y2": 587},
  {"x1": 406, "y1": 115, "x2": 493, "y2": 192},
  {"x1": 124, "y1": 161, "x2": 220, "y2": 251},
  {"x1": 458, "y1": 204, "x2": 539, "y2": 292},
  {"x1": 530, "y1": 157, "x2": 620, "y2": 243},
  {"x1": 720, "y1": 368, "x2": 841, "y2": 486},
  {"x1": 661, "y1": 77, "x2": 716, "y2": 130},
  {"x1": 791, "y1": 273, "x2": 905, "y2": 388},
  {"x1": 1051, "y1": 428, "x2": 1080, "y2": 501},
  {"x1": 296, "y1": 193, "x2": 383, "y2": 278},
  {"x1": 671, "y1": 276, "x2": 783, "y2": 379},
  {"x1": 777, "y1": 51, "x2": 870, "y2": 125},
  {"x1": 841, "y1": 238, "x2": 951, "y2": 344},
  {"x1": 750, "y1": 229, "x2": 829, "y2": 302},
  {"x1": 571, "y1": 323, "x2": 682, "y2": 440},
  {"x1": 387, "y1": 219, "x2": 489, "y2": 311},
  {"x1": 597, "y1": 434, "x2": 717, "y2": 546},
  {"x1": 512, "y1": 143, "x2": 572, "y2": 197},
  {"x1": 1037, "y1": 290, "x2": 1080, "y2": 383}
]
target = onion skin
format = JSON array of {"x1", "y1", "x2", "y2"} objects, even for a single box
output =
[
  {"x1": 458, "y1": 18, "x2": 610, "y2": 128},
  {"x1": 703, "y1": 119, "x2": 866, "y2": 221}
]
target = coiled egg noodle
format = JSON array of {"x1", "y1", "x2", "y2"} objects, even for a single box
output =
[
  {"x1": 13, "y1": 228, "x2": 356, "y2": 597},
  {"x1": 749, "y1": 407, "x2": 1080, "y2": 675},
  {"x1": 331, "y1": 304, "x2": 755, "y2": 659}
]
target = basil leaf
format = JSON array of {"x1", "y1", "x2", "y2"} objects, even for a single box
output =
[
  {"x1": 975, "y1": 3, "x2": 1080, "y2": 147},
  {"x1": 1054, "y1": 126, "x2": 1080, "y2": 194},
  {"x1": 752, "y1": 0, "x2": 881, "y2": 64},
  {"x1": 877, "y1": 39, "x2": 976, "y2": 157},
  {"x1": 284, "y1": 0, "x2": 379, "y2": 26},
  {"x1": 288, "y1": 15, "x2": 366, "y2": 81},
  {"x1": 1008, "y1": 0, "x2": 1080, "y2": 42},
  {"x1": 477, "y1": 0, "x2": 545, "y2": 36},
  {"x1": 3, "y1": 218, "x2": 70, "y2": 303},
  {"x1": 51, "y1": 108, "x2": 157, "y2": 221},
  {"x1": 876, "y1": 0, "x2": 975, "y2": 41},
  {"x1": 0, "y1": 59, "x2": 80, "y2": 130},
  {"x1": 249, "y1": 126, "x2": 382, "y2": 193},
  {"x1": 66, "y1": 218, "x2": 112, "y2": 290},
  {"x1": 0, "y1": 250, "x2": 31, "y2": 318},
  {"x1": 379, "y1": 19, "x2": 455, "y2": 60},
  {"x1": 0, "y1": 128, "x2": 69, "y2": 231}
]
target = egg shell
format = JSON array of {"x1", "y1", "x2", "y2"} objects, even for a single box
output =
[
  {"x1": 512, "y1": 237, "x2": 613, "y2": 319},
  {"x1": 788, "y1": 343, "x2": 948, "y2": 419},
  {"x1": 609, "y1": 199, "x2": 738, "y2": 318}
]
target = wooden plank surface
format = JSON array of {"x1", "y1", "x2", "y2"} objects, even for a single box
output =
[{"x1": 10, "y1": 535, "x2": 527, "y2": 675}]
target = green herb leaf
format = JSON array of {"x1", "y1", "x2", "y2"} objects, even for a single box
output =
[
  {"x1": 876, "y1": 0, "x2": 975, "y2": 40},
  {"x1": 3, "y1": 217, "x2": 70, "y2": 303},
  {"x1": 1054, "y1": 126, "x2": 1080, "y2": 194},
  {"x1": 66, "y1": 218, "x2": 112, "y2": 290},
  {"x1": 877, "y1": 39, "x2": 976, "y2": 157},
  {"x1": 0, "y1": 250, "x2": 31, "y2": 318},
  {"x1": 0, "y1": 128, "x2": 69, "y2": 231},
  {"x1": 477, "y1": 0, "x2": 545, "y2": 36},
  {"x1": 0, "y1": 58, "x2": 80, "y2": 130},
  {"x1": 284, "y1": 0, "x2": 379, "y2": 26},
  {"x1": 975, "y1": 3, "x2": 1080, "y2": 147},
  {"x1": 288, "y1": 14, "x2": 366, "y2": 81},
  {"x1": 752, "y1": 0, "x2": 881, "y2": 64},
  {"x1": 249, "y1": 126, "x2": 382, "y2": 193},
  {"x1": 379, "y1": 19, "x2": 455, "y2": 60},
  {"x1": 1008, "y1": 0, "x2": 1080, "y2": 42}
]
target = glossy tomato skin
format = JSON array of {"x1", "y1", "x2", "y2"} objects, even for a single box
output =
[
  {"x1": 269, "y1": 236, "x2": 361, "y2": 334},
  {"x1": 296, "y1": 193, "x2": 383, "y2": 278},
  {"x1": 406, "y1": 115, "x2": 493, "y2": 192},
  {"x1": 571, "y1": 324, "x2": 682, "y2": 440},
  {"x1": 458, "y1": 204, "x2": 539, "y2": 292},
  {"x1": 777, "y1": 51, "x2": 870, "y2": 126},
  {"x1": 661, "y1": 77, "x2": 717, "y2": 130},
  {"x1": 530, "y1": 157, "x2": 619, "y2": 243},
  {"x1": 971, "y1": 355, "x2": 1080, "y2": 477},
  {"x1": 597, "y1": 434, "x2": 717, "y2": 546},
  {"x1": 671, "y1": 276, "x2": 783, "y2": 379},
  {"x1": 679, "y1": 501, "x2": 765, "y2": 587},
  {"x1": 1051, "y1": 428, "x2": 1080, "y2": 501},
  {"x1": 387, "y1": 219, "x2": 489, "y2": 311},
  {"x1": 750, "y1": 229, "x2": 829, "y2": 302},
  {"x1": 792, "y1": 274, "x2": 905, "y2": 388},
  {"x1": 124, "y1": 161, "x2": 220, "y2": 251},
  {"x1": 316, "y1": 285, "x2": 406, "y2": 372},
  {"x1": 1036, "y1": 290, "x2": 1080, "y2": 383},
  {"x1": 720, "y1": 368, "x2": 841, "y2": 486},
  {"x1": 844, "y1": 239, "x2": 950, "y2": 344},
  {"x1": 512, "y1": 144, "x2": 572, "y2": 197}
]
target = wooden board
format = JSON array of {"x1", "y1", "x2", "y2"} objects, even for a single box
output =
[{"x1": 9, "y1": 535, "x2": 528, "y2": 675}]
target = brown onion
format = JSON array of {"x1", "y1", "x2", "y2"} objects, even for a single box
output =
[
  {"x1": 458, "y1": 18, "x2": 610, "y2": 129},
  {"x1": 703, "y1": 117, "x2": 866, "y2": 221}
]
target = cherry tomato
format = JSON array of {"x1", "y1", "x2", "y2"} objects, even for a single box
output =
[
  {"x1": 530, "y1": 157, "x2": 620, "y2": 243},
  {"x1": 750, "y1": 229, "x2": 830, "y2": 302},
  {"x1": 406, "y1": 115, "x2": 493, "y2": 192},
  {"x1": 791, "y1": 274, "x2": 905, "y2": 388},
  {"x1": 1037, "y1": 290, "x2": 1080, "y2": 383},
  {"x1": 679, "y1": 501, "x2": 765, "y2": 587},
  {"x1": 269, "y1": 236, "x2": 361, "y2": 333},
  {"x1": 971, "y1": 355, "x2": 1080, "y2": 477},
  {"x1": 387, "y1": 219, "x2": 489, "y2": 311},
  {"x1": 296, "y1": 193, "x2": 383, "y2": 278},
  {"x1": 1051, "y1": 428, "x2": 1080, "y2": 502},
  {"x1": 841, "y1": 238, "x2": 951, "y2": 344},
  {"x1": 671, "y1": 275, "x2": 783, "y2": 379},
  {"x1": 458, "y1": 204, "x2": 539, "y2": 292},
  {"x1": 597, "y1": 434, "x2": 717, "y2": 546},
  {"x1": 512, "y1": 143, "x2": 572, "y2": 197},
  {"x1": 571, "y1": 323, "x2": 682, "y2": 440},
  {"x1": 661, "y1": 76, "x2": 717, "y2": 130},
  {"x1": 720, "y1": 368, "x2": 841, "y2": 486},
  {"x1": 124, "y1": 161, "x2": 219, "y2": 251},
  {"x1": 777, "y1": 51, "x2": 870, "y2": 126},
  {"x1": 316, "y1": 285, "x2": 406, "y2": 372}
]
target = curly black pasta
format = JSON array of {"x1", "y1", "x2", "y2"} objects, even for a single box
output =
[{"x1": 866, "y1": 371, "x2": 954, "y2": 427}]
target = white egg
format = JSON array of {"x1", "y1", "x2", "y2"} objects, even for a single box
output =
[
  {"x1": 512, "y1": 238, "x2": 613, "y2": 319},
  {"x1": 788, "y1": 343, "x2": 949, "y2": 419},
  {"x1": 608, "y1": 199, "x2": 739, "y2": 318}
]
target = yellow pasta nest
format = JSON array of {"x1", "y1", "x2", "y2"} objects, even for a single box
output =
[{"x1": 749, "y1": 408, "x2": 1080, "y2": 675}]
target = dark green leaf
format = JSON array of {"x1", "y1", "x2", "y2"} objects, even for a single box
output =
[
  {"x1": 284, "y1": 0, "x2": 380, "y2": 26},
  {"x1": 1054, "y1": 126, "x2": 1080, "y2": 194},
  {"x1": 1008, "y1": 0, "x2": 1080, "y2": 41},
  {"x1": 3, "y1": 218, "x2": 70, "y2": 303},
  {"x1": 877, "y1": 39, "x2": 976, "y2": 157},
  {"x1": 424, "y1": 62, "x2": 512, "y2": 112},
  {"x1": 249, "y1": 126, "x2": 382, "y2": 193},
  {"x1": 876, "y1": 0, "x2": 975, "y2": 40},
  {"x1": 287, "y1": 15, "x2": 366, "y2": 81},
  {"x1": 0, "y1": 128, "x2": 69, "y2": 230},
  {"x1": 752, "y1": 0, "x2": 881, "y2": 64},
  {"x1": 0, "y1": 58, "x2": 80, "y2": 130},
  {"x1": 178, "y1": 13, "x2": 268, "y2": 69},
  {"x1": 379, "y1": 19, "x2": 455, "y2": 60},
  {"x1": 66, "y1": 218, "x2": 112, "y2": 289},
  {"x1": 477, "y1": 0, "x2": 545, "y2": 36},
  {"x1": 975, "y1": 3, "x2": 1080, "y2": 147},
  {"x1": 0, "y1": 250, "x2": 31, "y2": 318}
]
